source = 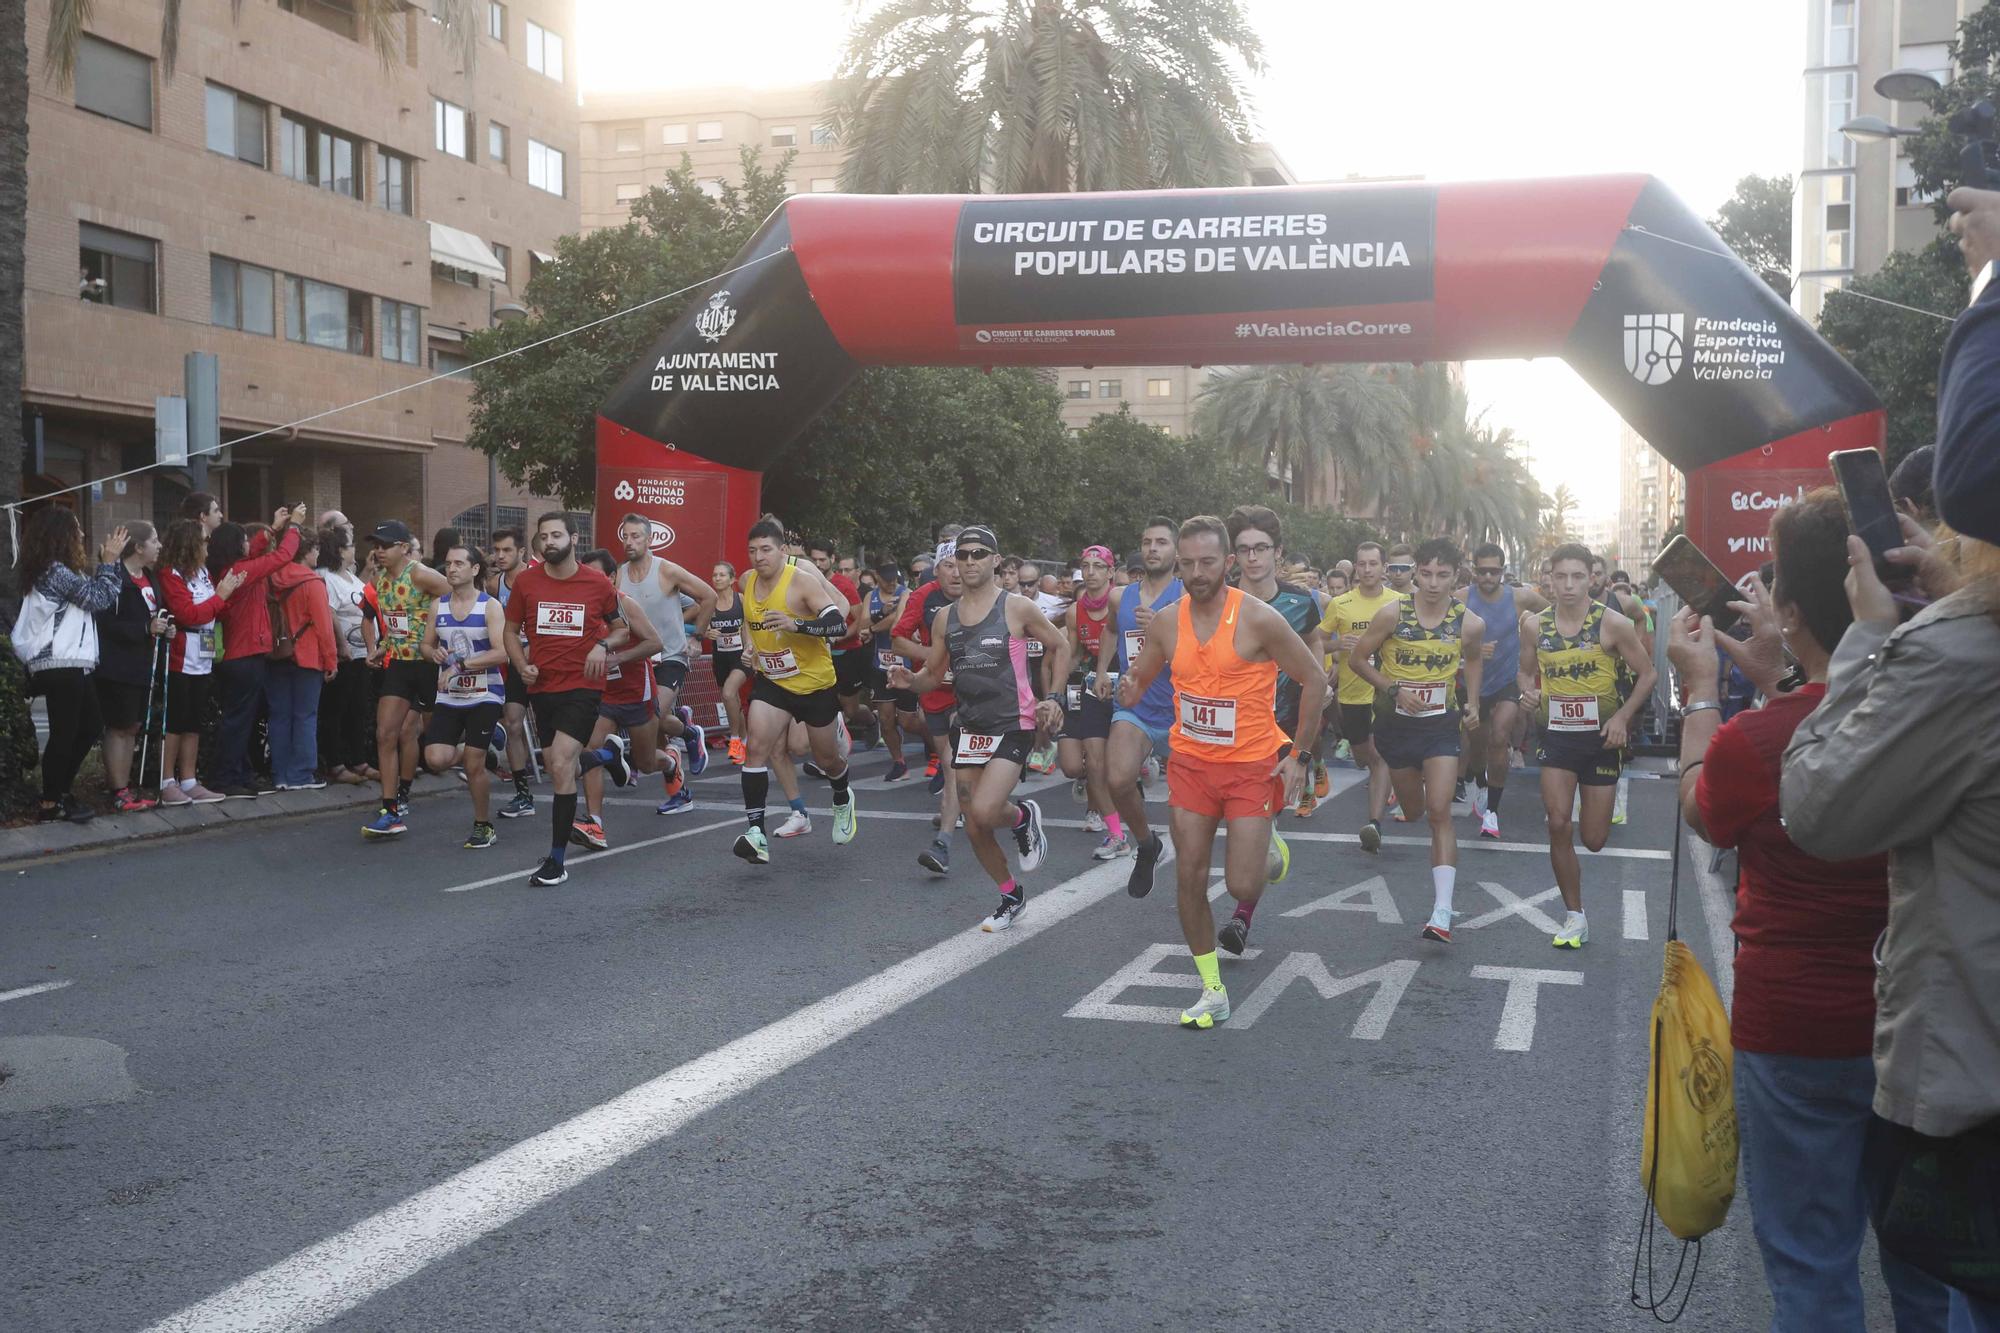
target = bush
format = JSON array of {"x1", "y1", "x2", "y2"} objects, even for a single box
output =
[{"x1": 0, "y1": 635, "x2": 42, "y2": 816}]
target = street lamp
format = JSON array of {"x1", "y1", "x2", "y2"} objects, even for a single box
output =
[
  {"x1": 1839, "y1": 115, "x2": 1921, "y2": 143},
  {"x1": 1875, "y1": 68, "x2": 1945, "y2": 101}
]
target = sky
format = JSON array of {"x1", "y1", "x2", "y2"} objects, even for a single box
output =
[{"x1": 578, "y1": 0, "x2": 1804, "y2": 518}]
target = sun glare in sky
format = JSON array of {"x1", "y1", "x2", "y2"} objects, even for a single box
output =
[{"x1": 578, "y1": 0, "x2": 1805, "y2": 518}]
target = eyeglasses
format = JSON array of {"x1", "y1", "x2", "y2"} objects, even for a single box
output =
[
  {"x1": 1386, "y1": 563, "x2": 1414, "y2": 574},
  {"x1": 1233, "y1": 542, "x2": 1275, "y2": 557},
  {"x1": 956, "y1": 549, "x2": 994, "y2": 562},
  {"x1": 1474, "y1": 566, "x2": 1503, "y2": 576}
]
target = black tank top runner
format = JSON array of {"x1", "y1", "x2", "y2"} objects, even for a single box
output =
[
  {"x1": 708, "y1": 596, "x2": 744, "y2": 652},
  {"x1": 945, "y1": 593, "x2": 1036, "y2": 734}
]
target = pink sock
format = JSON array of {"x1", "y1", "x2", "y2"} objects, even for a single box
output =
[
  {"x1": 1234, "y1": 898, "x2": 1258, "y2": 923},
  {"x1": 1000, "y1": 879, "x2": 1017, "y2": 896},
  {"x1": 1105, "y1": 813, "x2": 1123, "y2": 838}
]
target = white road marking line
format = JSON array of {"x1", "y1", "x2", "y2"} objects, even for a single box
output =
[
  {"x1": 1279, "y1": 877, "x2": 1400, "y2": 924},
  {"x1": 1470, "y1": 965, "x2": 1584, "y2": 1051},
  {"x1": 1686, "y1": 830, "x2": 1737, "y2": 1012},
  {"x1": 1276, "y1": 830, "x2": 1670, "y2": 859},
  {"x1": 1064, "y1": 936, "x2": 1256, "y2": 1025},
  {"x1": 0, "y1": 979, "x2": 73, "y2": 1005},
  {"x1": 1459, "y1": 882, "x2": 1565, "y2": 934},
  {"x1": 1622, "y1": 889, "x2": 1649, "y2": 941},
  {"x1": 146, "y1": 853, "x2": 1151, "y2": 1333},
  {"x1": 438, "y1": 818, "x2": 741, "y2": 894}
]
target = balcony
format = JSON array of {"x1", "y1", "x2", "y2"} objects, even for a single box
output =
[{"x1": 276, "y1": 0, "x2": 360, "y2": 42}]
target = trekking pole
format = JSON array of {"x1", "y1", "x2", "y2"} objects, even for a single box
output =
[
  {"x1": 137, "y1": 630, "x2": 163, "y2": 794},
  {"x1": 156, "y1": 630, "x2": 173, "y2": 793}
]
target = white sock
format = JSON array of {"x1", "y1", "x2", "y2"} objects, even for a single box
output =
[
  {"x1": 1571, "y1": 908, "x2": 1586, "y2": 920},
  {"x1": 1431, "y1": 864, "x2": 1456, "y2": 916},
  {"x1": 180, "y1": 778, "x2": 198, "y2": 792}
]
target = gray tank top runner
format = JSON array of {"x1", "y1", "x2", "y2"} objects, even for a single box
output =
[
  {"x1": 946, "y1": 592, "x2": 1034, "y2": 734},
  {"x1": 619, "y1": 554, "x2": 687, "y2": 660}
]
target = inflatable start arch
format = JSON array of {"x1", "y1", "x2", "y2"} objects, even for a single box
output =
[{"x1": 594, "y1": 175, "x2": 1881, "y2": 582}]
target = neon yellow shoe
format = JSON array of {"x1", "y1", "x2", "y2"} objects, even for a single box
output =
[
  {"x1": 1179, "y1": 985, "x2": 1231, "y2": 1030},
  {"x1": 833, "y1": 792, "x2": 858, "y2": 845},
  {"x1": 1267, "y1": 830, "x2": 1291, "y2": 884}
]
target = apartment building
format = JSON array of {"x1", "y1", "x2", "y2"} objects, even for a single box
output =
[
  {"x1": 1617, "y1": 423, "x2": 1685, "y2": 570},
  {"x1": 1793, "y1": 0, "x2": 1979, "y2": 325},
  {"x1": 576, "y1": 85, "x2": 1302, "y2": 438},
  {"x1": 23, "y1": 0, "x2": 581, "y2": 546}
]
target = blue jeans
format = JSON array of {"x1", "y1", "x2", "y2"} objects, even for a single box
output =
[
  {"x1": 215, "y1": 656, "x2": 268, "y2": 788},
  {"x1": 1736, "y1": 1050, "x2": 1953, "y2": 1332},
  {"x1": 263, "y1": 662, "x2": 323, "y2": 787}
]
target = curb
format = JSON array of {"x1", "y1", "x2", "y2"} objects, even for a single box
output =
[{"x1": 0, "y1": 774, "x2": 468, "y2": 867}]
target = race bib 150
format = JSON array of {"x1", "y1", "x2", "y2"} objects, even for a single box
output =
[{"x1": 1548, "y1": 694, "x2": 1600, "y2": 732}]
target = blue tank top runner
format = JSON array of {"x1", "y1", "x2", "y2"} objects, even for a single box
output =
[
  {"x1": 1463, "y1": 582, "x2": 1518, "y2": 701},
  {"x1": 1116, "y1": 578, "x2": 1183, "y2": 729}
]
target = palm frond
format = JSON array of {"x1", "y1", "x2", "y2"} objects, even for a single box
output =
[{"x1": 43, "y1": 0, "x2": 93, "y2": 84}]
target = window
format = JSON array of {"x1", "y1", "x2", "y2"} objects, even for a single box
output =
[
  {"x1": 810, "y1": 124, "x2": 836, "y2": 146},
  {"x1": 1895, "y1": 157, "x2": 1940, "y2": 208},
  {"x1": 615, "y1": 182, "x2": 643, "y2": 203},
  {"x1": 1894, "y1": 43, "x2": 1951, "y2": 100},
  {"x1": 1146, "y1": 378, "x2": 1172, "y2": 398},
  {"x1": 809, "y1": 177, "x2": 837, "y2": 193},
  {"x1": 434, "y1": 97, "x2": 469, "y2": 159},
  {"x1": 485, "y1": 0, "x2": 505, "y2": 42},
  {"x1": 663, "y1": 124, "x2": 688, "y2": 145},
  {"x1": 283, "y1": 275, "x2": 370, "y2": 354},
  {"x1": 210, "y1": 256, "x2": 275, "y2": 335},
  {"x1": 615, "y1": 126, "x2": 641, "y2": 152},
  {"x1": 380, "y1": 299, "x2": 421, "y2": 365},
  {"x1": 1818, "y1": 70, "x2": 1857, "y2": 170},
  {"x1": 1065, "y1": 380, "x2": 1091, "y2": 400},
  {"x1": 527, "y1": 139, "x2": 564, "y2": 195},
  {"x1": 696, "y1": 121, "x2": 723, "y2": 142},
  {"x1": 375, "y1": 149, "x2": 413, "y2": 215},
  {"x1": 432, "y1": 346, "x2": 473, "y2": 375},
  {"x1": 79, "y1": 223, "x2": 156, "y2": 312},
  {"x1": 431, "y1": 261, "x2": 478, "y2": 288},
  {"x1": 280, "y1": 113, "x2": 362, "y2": 197},
  {"x1": 1099, "y1": 379, "x2": 1122, "y2": 399},
  {"x1": 769, "y1": 125, "x2": 796, "y2": 147},
  {"x1": 487, "y1": 121, "x2": 507, "y2": 166},
  {"x1": 698, "y1": 179, "x2": 724, "y2": 199},
  {"x1": 525, "y1": 20, "x2": 563, "y2": 81},
  {"x1": 489, "y1": 241, "x2": 510, "y2": 285},
  {"x1": 1824, "y1": 0, "x2": 1856, "y2": 65},
  {"x1": 205, "y1": 85, "x2": 267, "y2": 166},
  {"x1": 75, "y1": 35, "x2": 152, "y2": 130}
]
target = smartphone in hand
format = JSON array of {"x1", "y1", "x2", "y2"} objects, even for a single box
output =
[
  {"x1": 1829, "y1": 448, "x2": 1914, "y2": 589},
  {"x1": 1651, "y1": 535, "x2": 1742, "y2": 635}
]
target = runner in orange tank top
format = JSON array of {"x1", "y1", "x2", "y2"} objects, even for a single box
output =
[{"x1": 1119, "y1": 516, "x2": 1329, "y2": 1030}]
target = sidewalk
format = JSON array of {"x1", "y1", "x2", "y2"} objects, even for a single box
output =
[{"x1": 0, "y1": 774, "x2": 466, "y2": 865}]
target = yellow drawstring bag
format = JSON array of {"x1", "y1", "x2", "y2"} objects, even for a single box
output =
[{"x1": 1641, "y1": 937, "x2": 1738, "y2": 1240}]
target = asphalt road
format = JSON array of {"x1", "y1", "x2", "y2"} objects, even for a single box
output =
[{"x1": 0, "y1": 749, "x2": 1904, "y2": 1331}]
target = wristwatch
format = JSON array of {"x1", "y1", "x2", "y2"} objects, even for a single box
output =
[
  {"x1": 1043, "y1": 692, "x2": 1065, "y2": 710},
  {"x1": 1293, "y1": 748, "x2": 1315, "y2": 768}
]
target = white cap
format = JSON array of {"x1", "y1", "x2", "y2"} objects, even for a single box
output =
[{"x1": 934, "y1": 540, "x2": 957, "y2": 568}]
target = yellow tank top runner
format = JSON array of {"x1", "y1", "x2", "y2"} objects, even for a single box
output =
[
  {"x1": 1377, "y1": 599, "x2": 1466, "y2": 721},
  {"x1": 1534, "y1": 602, "x2": 1622, "y2": 735},
  {"x1": 744, "y1": 561, "x2": 836, "y2": 696}
]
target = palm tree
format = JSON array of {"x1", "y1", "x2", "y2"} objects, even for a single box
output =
[
  {"x1": 6, "y1": 0, "x2": 480, "y2": 581},
  {"x1": 1193, "y1": 363, "x2": 1404, "y2": 511},
  {"x1": 832, "y1": 0, "x2": 1264, "y2": 194},
  {"x1": 1540, "y1": 482, "x2": 1579, "y2": 549}
]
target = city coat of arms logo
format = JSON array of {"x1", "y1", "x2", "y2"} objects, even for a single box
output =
[
  {"x1": 1623, "y1": 313, "x2": 1684, "y2": 386},
  {"x1": 695, "y1": 291, "x2": 737, "y2": 343}
]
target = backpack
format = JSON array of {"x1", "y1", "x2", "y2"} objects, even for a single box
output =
[{"x1": 267, "y1": 582, "x2": 302, "y2": 662}]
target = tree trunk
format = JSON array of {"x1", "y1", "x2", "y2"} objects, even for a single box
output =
[{"x1": 0, "y1": 0, "x2": 28, "y2": 589}]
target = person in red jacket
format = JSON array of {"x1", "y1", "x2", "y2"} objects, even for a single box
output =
[
  {"x1": 268, "y1": 527, "x2": 339, "y2": 789},
  {"x1": 156, "y1": 519, "x2": 245, "y2": 804},
  {"x1": 208, "y1": 505, "x2": 305, "y2": 797}
]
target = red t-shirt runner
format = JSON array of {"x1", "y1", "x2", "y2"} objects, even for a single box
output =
[
  {"x1": 829, "y1": 571, "x2": 865, "y2": 652},
  {"x1": 894, "y1": 580, "x2": 957, "y2": 715},
  {"x1": 504, "y1": 563, "x2": 622, "y2": 694}
]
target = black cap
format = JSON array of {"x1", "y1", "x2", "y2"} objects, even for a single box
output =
[
  {"x1": 367, "y1": 519, "x2": 413, "y2": 545},
  {"x1": 955, "y1": 525, "x2": 998, "y2": 551}
]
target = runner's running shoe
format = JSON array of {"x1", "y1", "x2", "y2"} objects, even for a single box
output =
[
  {"x1": 603, "y1": 734, "x2": 634, "y2": 789},
  {"x1": 1314, "y1": 764, "x2": 1330, "y2": 800},
  {"x1": 572, "y1": 816, "x2": 608, "y2": 851},
  {"x1": 529, "y1": 856, "x2": 568, "y2": 887},
  {"x1": 803, "y1": 760, "x2": 828, "y2": 780},
  {"x1": 1479, "y1": 811, "x2": 1501, "y2": 840},
  {"x1": 463, "y1": 822, "x2": 497, "y2": 849},
  {"x1": 657, "y1": 789, "x2": 695, "y2": 816},
  {"x1": 362, "y1": 806, "x2": 406, "y2": 838},
  {"x1": 883, "y1": 760, "x2": 909, "y2": 783},
  {"x1": 1553, "y1": 911, "x2": 1589, "y2": 949},
  {"x1": 1093, "y1": 832, "x2": 1132, "y2": 861},
  {"x1": 1268, "y1": 830, "x2": 1291, "y2": 884},
  {"x1": 833, "y1": 793, "x2": 858, "y2": 845},
  {"x1": 1293, "y1": 792, "x2": 1318, "y2": 819},
  {"x1": 918, "y1": 839, "x2": 950, "y2": 875},
  {"x1": 683, "y1": 720, "x2": 709, "y2": 777},
  {"x1": 1083, "y1": 809, "x2": 1106, "y2": 833},
  {"x1": 1335, "y1": 739, "x2": 1351, "y2": 761},
  {"x1": 499, "y1": 791, "x2": 535, "y2": 819},
  {"x1": 112, "y1": 788, "x2": 156, "y2": 813},
  {"x1": 727, "y1": 738, "x2": 747, "y2": 766},
  {"x1": 774, "y1": 809, "x2": 812, "y2": 839},
  {"x1": 1012, "y1": 798, "x2": 1047, "y2": 872},
  {"x1": 1359, "y1": 819, "x2": 1382, "y2": 854},
  {"x1": 1421, "y1": 908, "x2": 1454, "y2": 944},
  {"x1": 733, "y1": 827, "x2": 771, "y2": 864},
  {"x1": 927, "y1": 758, "x2": 945, "y2": 795},
  {"x1": 1179, "y1": 985, "x2": 1230, "y2": 1030},
  {"x1": 981, "y1": 889, "x2": 1026, "y2": 932},
  {"x1": 1217, "y1": 915, "x2": 1251, "y2": 956},
  {"x1": 1126, "y1": 831, "x2": 1164, "y2": 898}
]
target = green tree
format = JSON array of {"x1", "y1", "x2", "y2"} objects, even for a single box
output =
[
  {"x1": 1708, "y1": 173, "x2": 1795, "y2": 300},
  {"x1": 1540, "y1": 482, "x2": 1578, "y2": 548},
  {"x1": 832, "y1": 0, "x2": 1264, "y2": 194},
  {"x1": 1899, "y1": 6, "x2": 2000, "y2": 216},
  {"x1": 1193, "y1": 363, "x2": 1404, "y2": 513},
  {"x1": 464, "y1": 151, "x2": 794, "y2": 505},
  {"x1": 1816, "y1": 238, "x2": 1967, "y2": 469}
]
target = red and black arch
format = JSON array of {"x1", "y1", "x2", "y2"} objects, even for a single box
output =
[{"x1": 595, "y1": 174, "x2": 1881, "y2": 580}]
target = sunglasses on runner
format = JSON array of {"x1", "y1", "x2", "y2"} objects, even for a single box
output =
[
  {"x1": 1474, "y1": 565, "x2": 1503, "y2": 576},
  {"x1": 1387, "y1": 563, "x2": 1414, "y2": 574},
  {"x1": 956, "y1": 548, "x2": 994, "y2": 562}
]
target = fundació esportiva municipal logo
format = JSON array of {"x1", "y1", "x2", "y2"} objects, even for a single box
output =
[
  {"x1": 613, "y1": 480, "x2": 636, "y2": 501},
  {"x1": 695, "y1": 291, "x2": 737, "y2": 343},
  {"x1": 1624, "y1": 313, "x2": 1684, "y2": 385}
]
